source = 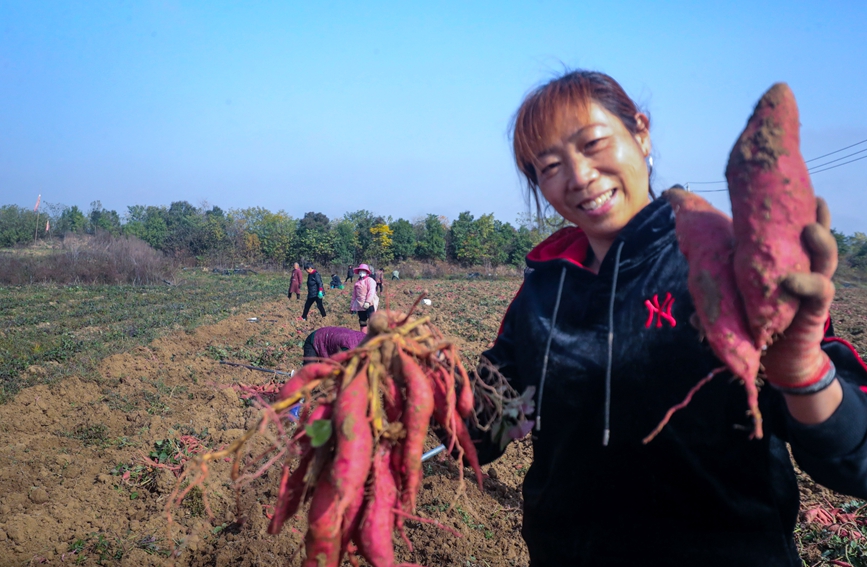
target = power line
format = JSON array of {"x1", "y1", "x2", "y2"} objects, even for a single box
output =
[
  {"x1": 686, "y1": 136, "x2": 867, "y2": 190},
  {"x1": 808, "y1": 153, "x2": 867, "y2": 175},
  {"x1": 807, "y1": 147, "x2": 867, "y2": 170},
  {"x1": 805, "y1": 138, "x2": 867, "y2": 163}
]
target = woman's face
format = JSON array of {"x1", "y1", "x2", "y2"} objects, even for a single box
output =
[{"x1": 534, "y1": 102, "x2": 651, "y2": 247}]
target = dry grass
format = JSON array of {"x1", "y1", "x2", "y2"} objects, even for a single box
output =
[{"x1": 0, "y1": 232, "x2": 176, "y2": 285}]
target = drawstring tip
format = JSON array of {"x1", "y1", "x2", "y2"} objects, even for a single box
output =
[
  {"x1": 602, "y1": 428, "x2": 610, "y2": 446},
  {"x1": 535, "y1": 416, "x2": 541, "y2": 431}
]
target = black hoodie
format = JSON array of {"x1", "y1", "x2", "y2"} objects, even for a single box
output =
[
  {"x1": 306, "y1": 269, "x2": 324, "y2": 299},
  {"x1": 477, "y1": 198, "x2": 867, "y2": 567}
]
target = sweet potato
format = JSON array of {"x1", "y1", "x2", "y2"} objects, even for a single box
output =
[
  {"x1": 430, "y1": 368, "x2": 484, "y2": 490},
  {"x1": 455, "y1": 356, "x2": 475, "y2": 419},
  {"x1": 303, "y1": 474, "x2": 342, "y2": 567},
  {"x1": 267, "y1": 448, "x2": 314, "y2": 535},
  {"x1": 331, "y1": 366, "x2": 373, "y2": 520},
  {"x1": 380, "y1": 373, "x2": 404, "y2": 424},
  {"x1": 663, "y1": 188, "x2": 763, "y2": 438},
  {"x1": 397, "y1": 350, "x2": 434, "y2": 515},
  {"x1": 432, "y1": 368, "x2": 457, "y2": 453},
  {"x1": 355, "y1": 443, "x2": 398, "y2": 567},
  {"x1": 279, "y1": 362, "x2": 335, "y2": 401},
  {"x1": 726, "y1": 82, "x2": 816, "y2": 349},
  {"x1": 341, "y1": 482, "x2": 366, "y2": 552}
]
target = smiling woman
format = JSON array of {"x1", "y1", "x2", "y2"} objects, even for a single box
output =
[
  {"x1": 465, "y1": 69, "x2": 867, "y2": 567},
  {"x1": 512, "y1": 71, "x2": 652, "y2": 273}
]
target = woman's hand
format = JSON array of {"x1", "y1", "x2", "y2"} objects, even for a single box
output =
[{"x1": 762, "y1": 197, "x2": 842, "y2": 424}]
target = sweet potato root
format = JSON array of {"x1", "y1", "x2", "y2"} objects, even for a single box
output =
[{"x1": 726, "y1": 82, "x2": 816, "y2": 349}]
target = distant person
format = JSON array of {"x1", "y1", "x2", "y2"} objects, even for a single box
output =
[
  {"x1": 288, "y1": 262, "x2": 303, "y2": 300},
  {"x1": 350, "y1": 263, "x2": 379, "y2": 332},
  {"x1": 392, "y1": 269, "x2": 400, "y2": 280},
  {"x1": 302, "y1": 326, "x2": 366, "y2": 365},
  {"x1": 330, "y1": 274, "x2": 342, "y2": 289},
  {"x1": 374, "y1": 267, "x2": 384, "y2": 292},
  {"x1": 299, "y1": 262, "x2": 326, "y2": 321},
  {"x1": 345, "y1": 265, "x2": 354, "y2": 283}
]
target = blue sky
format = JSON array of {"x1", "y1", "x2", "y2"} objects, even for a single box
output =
[{"x1": 1, "y1": 0, "x2": 866, "y2": 233}]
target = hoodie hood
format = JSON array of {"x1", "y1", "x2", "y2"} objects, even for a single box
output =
[{"x1": 526, "y1": 198, "x2": 676, "y2": 274}]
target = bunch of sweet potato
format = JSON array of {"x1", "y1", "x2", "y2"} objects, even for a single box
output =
[
  {"x1": 267, "y1": 309, "x2": 482, "y2": 567},
  {"x1": 659, "y1": 83, "x2": 817, "y2": 440}
]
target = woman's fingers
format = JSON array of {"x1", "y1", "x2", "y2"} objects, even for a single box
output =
[
  {"x1": 782, "y1": 272, "x2": 835, "y2": 313},
  {"x1": 816, "y1": 196, "x2": 831, "y2": 230},
  {"x1": 802, "y1": 222, "x2": 838, "y2": 278}
]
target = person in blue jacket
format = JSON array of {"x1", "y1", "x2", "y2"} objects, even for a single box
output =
[{"x1": 468, "y1": 69, "x2": 867, "y2": 567}]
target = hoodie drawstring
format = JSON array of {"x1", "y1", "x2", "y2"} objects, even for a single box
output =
[
  {"x1": 534, "y1": 241, "x2": 624, "y2": 440},
  {"x1": 535, "y1": 266, "x2": 567, "y2": 432},
  {"x1": 603, "y1": 241, "x2": 625, "y2": 446}
]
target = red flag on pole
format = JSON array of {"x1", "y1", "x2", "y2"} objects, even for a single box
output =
[{"x1": 34, "y1": 194, "x2": 41, "y2": 212}]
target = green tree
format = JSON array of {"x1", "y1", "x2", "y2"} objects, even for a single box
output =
[
  {"x1": 88, "y1": 201, "x2": 122, "y2": 234},
  {"x1": 389, "y1": 218, "x2": 416, "y2": 261},
  {"x1": 161, "y1": 201, "x2": 202, "y2": 255},
  {"x1": 257, "y1": 211, "x2": 296, "y2": 266},
  {"x1": 295, "y1": 212, "x2": 334, "y2": 264},
  {"x1": 228, "y1": 207, "x2": 268, "y2": 262},
  {"x1": 489, "y1": 219, "x2": 516, "y2": 266},
  {"x1": 198, "y1": 206, "x2": 233, "y2": 261},
  {"x1": 124, "y1": 205, "x2": 168, "y2": 250},
  {"x1": 449, "y1": 211, "x2": 487, "y2": 265},
  {"x1": 417, "y1": 214, "x2": 447, "y2": 261},
  {"x1": 850, "y1": 232, "x2": 867, "y2": 270},
  {"x1": 57, "y1": 205, "x2": 88, "y2": 234},
  {"x1": 332, "y1": 219, "x2": 359, "y2": 264},
  {"x1": 510, "y1": 226, "x2": 535, "y2": 266},
  {"x1": 229, "y1": 207, "x2": 296, "y2": 266},
  {"x1": 0, "y1": 205, "x2": 39, "y2": 247},
  {"x1": 344, "y1": 210, "x2": 386, "y2": 260},
  {"x1": 143, "y1": 213, "x2": 169, "y2": 250},
  {"x1": 831, "y1": 228, "x2": 850, "y2": 256}
]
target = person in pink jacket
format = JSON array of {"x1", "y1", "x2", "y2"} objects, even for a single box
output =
[
  {"x1": 350, "y1": 263, "x2": 379, "y2": 332},
  {"x1": 288, "y1": 262, "x2": 303, "y2": 300}
]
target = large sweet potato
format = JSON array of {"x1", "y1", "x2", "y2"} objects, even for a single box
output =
[
  {"x1": 664, "y1": 188, "x2": 763, "y2": 437},
  {"x1": 726, "y1": 83, "x2": 816, "y2": 349}
]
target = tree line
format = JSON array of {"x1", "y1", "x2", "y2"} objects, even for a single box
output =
[
  {"x1": 5, "y1": 200, "x2": 865, "y2": 271},
  {"x1": 0, "y1": 200, "x2": 551, "y2": 268}
]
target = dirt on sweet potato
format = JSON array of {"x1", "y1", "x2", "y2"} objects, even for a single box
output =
[{"x1": 726, "y1": 82, "x2": 816, "y2": 349}]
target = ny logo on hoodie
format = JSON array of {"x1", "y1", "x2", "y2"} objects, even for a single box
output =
[{"x1": 645, "y1": 293, "x2": 676, "y2": 328}]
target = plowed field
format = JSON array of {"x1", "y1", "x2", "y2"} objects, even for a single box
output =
[{"x1": 1, "y1": 277, "x2": 865, "y2": 566}]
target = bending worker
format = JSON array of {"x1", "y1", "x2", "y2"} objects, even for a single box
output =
[{"x1": 301, "y1": 326, "x2": 365, "y2": 365}]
